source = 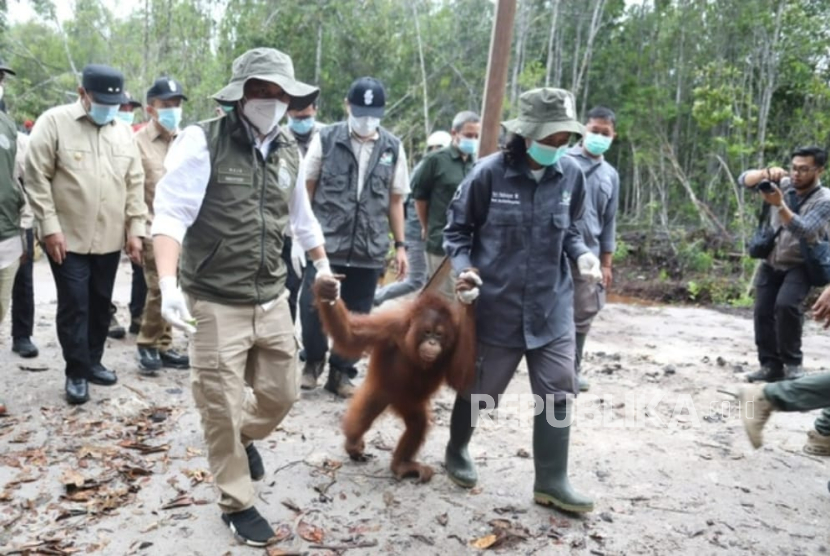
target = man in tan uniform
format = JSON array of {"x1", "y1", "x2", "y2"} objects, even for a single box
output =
[
  {"x1": 25, "y1": 64, "x2": 147, "y2": 405},
  {"x1": 134, "y1": 77, "x2": 189, "y2": 374}
]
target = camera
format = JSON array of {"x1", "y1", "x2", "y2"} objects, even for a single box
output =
[{"x1": 757, "y1": 179, "x2": 775, "y2": 193}]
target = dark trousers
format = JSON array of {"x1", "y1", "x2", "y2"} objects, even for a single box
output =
[
  {"x1": 754, "y1": 263, "x2": 811, "y2": 369},
  {"x1": 764, "y1": 372, "x2": 830, "y2": 435},
  {"x1": 110, "y1": 261, "x2": 146, "y2": 326},
  {"x1": 48, "y1": 251, "x2": 121, "y2": 378},
  {"x1": 300, "y1": 262, "x2": 381, "y2": 374},
  {"x1": 11, "y1": 229, "x2": 34, "y2": 340},
  {"x1": 280, "y1": 237, "x2": 302, "y2": 323}
]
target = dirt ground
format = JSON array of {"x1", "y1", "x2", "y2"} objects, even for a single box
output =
[{"x1": 0, "y1": 258, "x2": 829, "y2": 556}]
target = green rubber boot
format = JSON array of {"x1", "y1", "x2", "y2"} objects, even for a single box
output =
[
  {"x1": 444, "y1": 396, "x2": 478, "y2": 488},
  {"x1": 533, "y1": 405, "x2": 594, "y2": 513},
  {"x1": 575, "y1": 332, "x2": 590, "y2": 392}
]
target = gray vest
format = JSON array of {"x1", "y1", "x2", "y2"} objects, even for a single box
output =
[
  {"x1": 313, "y1": 122, "x2": 400, "y2": 268},
  {"x1": 769, "y1": 180, "x2": 830, "y2": 269},
  {"x1": 0, "y1": 114, "x2": 21, "y2": 242},
  {"x1": 180, "y1": 112, "x2": 298, "y2": 304}
]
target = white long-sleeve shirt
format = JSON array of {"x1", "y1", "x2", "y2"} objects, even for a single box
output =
[{"x1": 151, "y1": 123, "x2": 324, "y2": 252}]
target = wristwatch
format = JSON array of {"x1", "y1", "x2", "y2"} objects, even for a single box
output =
[{"x1": 394, "y1": 240, "x2": 406, "y2": 250}]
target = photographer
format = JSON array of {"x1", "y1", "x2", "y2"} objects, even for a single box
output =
[{"x1": 740, "y1": 146, "x2": 830, "y2": 383}]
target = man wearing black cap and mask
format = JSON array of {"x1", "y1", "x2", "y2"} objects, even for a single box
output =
[
  {"x1": 152, "y1": 48, "x2": 331, "y2": 546},
  {"x1": 24, "y1": 64, "x2": 147, "y2": 405},
  {"x1": 299, "y1": 76, "x2": 410, "y2": 397},
  {"x1": 133, "y1": 76, "x2": 190, "y2": 374}
]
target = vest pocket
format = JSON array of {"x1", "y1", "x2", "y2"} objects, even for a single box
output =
[
  {"x1": 196, "y1": 239, "x2": 224, "y2": 273},
  {"x1": 552, "y1": 211, "x2": 569, "y2": 229}
]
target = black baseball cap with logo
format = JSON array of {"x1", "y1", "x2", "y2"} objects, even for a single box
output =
[
  {"x1": 146, "y1": 77, "x2": 188, "y2": 102},
  {"x1": 121, "y1": 91, "x2": 142, "y2": 109},
  {"x1": 81, "y1": 64, "x2": 128, "y2": 105},
  {"x1": 347, "y1": 76, "x2": 386, "y2": 118}
]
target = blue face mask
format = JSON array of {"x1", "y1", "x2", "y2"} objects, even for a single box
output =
[
  {"x1": 115, "y1": 110, "x2": 134, "y2": 125},
  {"x1": 288, "y1": 116, "x2": 315, "y2": 135},
  {"x1": 527, "y1": 141, "x2": 568, "y2": 167},
  {"x1": 584, "y1": 132, "x2": 613, "y2": 156},
  {"x1": 156, "y1": 107, "x2": 182, "y2": 132},
  {"x1": 88, "y1": 102, "x2": 119, "y2": 126},
  {"x1": 457, "y1": 137, "x2": 478, "y2": 156},
  {"x1": 220, "y1": 104, "x2": 234, "y2": 113}
]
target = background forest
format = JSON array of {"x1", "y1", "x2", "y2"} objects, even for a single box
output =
[{"x1": 2, "y1": 0, "x2": 829, "y2": 303}]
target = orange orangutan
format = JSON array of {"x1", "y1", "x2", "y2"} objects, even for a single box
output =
[{"x1": 313, "y1": 277, "x2": 476, "y2": 482}]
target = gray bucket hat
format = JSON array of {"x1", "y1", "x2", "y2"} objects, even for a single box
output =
[
  {"x1": 213, "y1": 48, "x2": 319, "y2": 110},
  {"x1": 502, "y1": 88, "x2": 584, "y2": 141}
]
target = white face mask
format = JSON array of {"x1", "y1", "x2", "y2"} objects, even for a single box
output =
[
  {"x1": 349, "y1": 114, "x2": 380, "y2": 137},
  {"x1": 243, "y1": 98, "x2": 288, "y2": 135},
  {"x1": 0, "y1": 85, "x2": 4, "y2": 102}
]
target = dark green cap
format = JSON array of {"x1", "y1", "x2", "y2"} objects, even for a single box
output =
[{"x1": 502, "y1": 88, "x2": 584, "y2": 141}]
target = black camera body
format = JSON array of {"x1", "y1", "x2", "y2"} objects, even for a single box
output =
[{"x1": 757, "y1": 179, "x2": 775, "y2": 193}]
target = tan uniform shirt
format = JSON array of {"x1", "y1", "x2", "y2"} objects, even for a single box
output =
[
  {"x1": 24, "y1": 100, "x2": 147, "y2": 254},
  {"x1": 134, "y1": 121, "x2": 175, "y2": 229}
]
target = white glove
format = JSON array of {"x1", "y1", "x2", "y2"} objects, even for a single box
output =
[
  {"x1": 159, "y1": 276, "x2": 197, "y2": 334},
  {"x1": 290, "y1": 240, "x2": 306, "y2": 278},
  {"x1": 577, "y1": 252, "x2": 603, "y2": 284},
  {"x1": 313, "y1": 258, "x2": 340, "y2": 301},
  {"x1": 457, "y1": 270, "x2": 482, "y2": 305}
]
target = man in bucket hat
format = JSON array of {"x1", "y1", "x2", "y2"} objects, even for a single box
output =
[
  {"x1": 443, "y1": 88, "x2": 601, "y2": 514},
  {"x1": 152, "y1": 48, "x2": 331, "y2": 546},
  {"x1": 25, "y1": 63, "x2": 147, "y2": 405}
]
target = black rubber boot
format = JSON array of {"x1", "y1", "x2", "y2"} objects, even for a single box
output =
[
  {"x1": 575, "y1": 332, "x2": 590, "y2": 392},
  {"x1": 533, "y1": 403, "x2": 594, "y2": 513},
  {"x1": 444, "y1": 396, "x2": 478, "y2": 488}
]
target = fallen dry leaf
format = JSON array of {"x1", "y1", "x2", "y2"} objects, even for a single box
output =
[
  {"x1": 266, "y1": 548, "x2": 303, "y2": 556},
  {"x1": 182, "y1": 468, "x2": 212, "y2": 485},
  {"x1": 160, "y1": 494, "x2": 209, "y2": 510},
  {"x1": 297, "y1": 519, "x2": 325, "y2": 543},
  {"x1": 470, "y1": 534, "x2": 498, "y2": 549},
  {"x1": 273, "y1": 523, "x2": 293, "y2": 542},
  {"x1": 61, "y1": 469, "x2": 87, "y2": 489},
  {"x1": 118, "y1": 440, "x2": 170, "y2": 454}
]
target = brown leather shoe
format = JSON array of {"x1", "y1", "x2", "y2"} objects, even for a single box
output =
[
  {"x1": 738, "y1": 384, "x2": 774, "y2": 449},
  {"x1": 804, "y1": 430, "x2": 830, "y2": 456}
]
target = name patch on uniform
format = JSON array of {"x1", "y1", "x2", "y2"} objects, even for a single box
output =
[
  {"x1": 217, "y1": 165, "x2": 251, "y2": 185},
  {"x1": 379, "y1": 150, "x2": 395, "y2": 167},
  {"x1": 278, "y1": 159, "x2": 292, "y2": 190},
  {"x1": 492, "y1": 191, "x2": 520, "y2": 206},
  {"x1": 560, "y1": 191, "x2": 572, "y2": 207}
]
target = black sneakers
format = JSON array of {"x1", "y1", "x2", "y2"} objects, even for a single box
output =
[
  {"x1": 246, "y1": 443, "x2": 265, "y2": 481},
  {"x1": 12, "y1": 337, "x2": 38, "y2": 358},
  {"x1": 221, "y1": 507, "x2": 274, "y2": 546},
  {"x1": 160, "y1": 349, "x2": 190, "y2": 369},
  {"x1": 137, "y1": 347, "x2": 162, "y2": 374}
]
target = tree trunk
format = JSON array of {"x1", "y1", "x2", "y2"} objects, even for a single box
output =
[
  {"x1": 412, "y1": 0, "x2": 430, "y2": 139},
  {"x1": 756, "y1": 0, "x2": 785, "y2": 167},
  {"x1": 544, "y1": 0, "x2": 561, "y2": 87}
]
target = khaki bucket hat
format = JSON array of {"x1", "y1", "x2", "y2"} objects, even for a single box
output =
[
  {"x1": 213, "y1": 48, "x2": 319, "y2": 110},
  {"x1": 502, "y1": 88, "x2": 584, "y2": 141}
]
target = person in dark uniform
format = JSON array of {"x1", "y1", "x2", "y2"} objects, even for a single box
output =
[{"x1": 443, "y1": 88, "x2": 602, "y2": 514}]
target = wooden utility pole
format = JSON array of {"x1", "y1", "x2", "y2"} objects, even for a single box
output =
[{"x1": 478, "y1": 0, "x2": 517, "y2": 158}]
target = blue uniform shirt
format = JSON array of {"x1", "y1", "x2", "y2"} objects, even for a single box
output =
[
  {"x1": 566, "y1": 146, "x2": 619, "y2": 257},
  {"x1": 443, "y1": 151, "x2": 590, "y2": 349}
]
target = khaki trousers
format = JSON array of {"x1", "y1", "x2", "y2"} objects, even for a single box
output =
[
  {"x1": 0, "y1": 259, "x2": 20, "y2": 323},
  {"x1": 187, "y1": 291, "x2": 299, "y2": 512},
  {"x1": 137, "y1": 238, "x2": 172, "y2": 350},
  {"x1": 426, "y1": 252, "x2": 455, "y2": 301}
]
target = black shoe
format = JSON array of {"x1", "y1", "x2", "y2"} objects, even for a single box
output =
[
  {"x1": 160, "y1": 349, "x2": 190, "y2": 369},
  {"x1": 746, "y1": 365, "x2": 783, "y2": 383},
  {"x1": 65, "y1": 377, "x2": 89, "y2": 405},
  {"x1": 129, "y1": 320, "x2": 141, "y2": 335},
  {"x1": 12, "y1": 337, "x2": 39, "y2": 358},
  {"x1": 783, "y1": 364, "x2": 805, "y2": 380},
  {"x1": 108, "y1": 316, "x2": 126, "y2": 340},
  {"x1": 246, "y1": 443, "x2": 265, "y2": 481},
  {"x1": 324, "y1": 367, "x2": 356, "y2": 398},
  {"x1": 89, "y1": 364, "x2": 118, "y2": 386},
  {"x1": 137, "y1": 347, "x2": 162, "y2": 374},
  {"x1": 221, "y1": 507, "x2": 275, "y2": 547}
]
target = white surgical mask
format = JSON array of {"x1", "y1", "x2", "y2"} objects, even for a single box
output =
[
  {"x1": 243, "y1": 98, "x2": 288, "y2": 135},
  {"x1": 349, "y1": 114, "x2": 380, "y2": 137}
]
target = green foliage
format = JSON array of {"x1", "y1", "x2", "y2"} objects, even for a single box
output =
[
  {"x1": 613, "y1": 239, "x2": 629, "y2": 265},
  {"x1": 678, "y1": 241, "x2": 714, "y2": 273},
  {"x1": 686, "y1": 280, "x2": 701, "y2": 301}
]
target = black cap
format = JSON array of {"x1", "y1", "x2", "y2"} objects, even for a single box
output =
[
  {"x1": 0, "y1": 59, "x2": 15, "y2": 76},
  {"x1": 146, "y1": 77, "x2": 188, "y2": 102},
  {"x1": 81, "y1": 64, "x2": 127, "y2": 105},
  {"x1": 121, "y1": 91, "x2": 142, "y2": 109},
  {"x1": 347, "y1": 76, "x2": 385, "y2": 118}
]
